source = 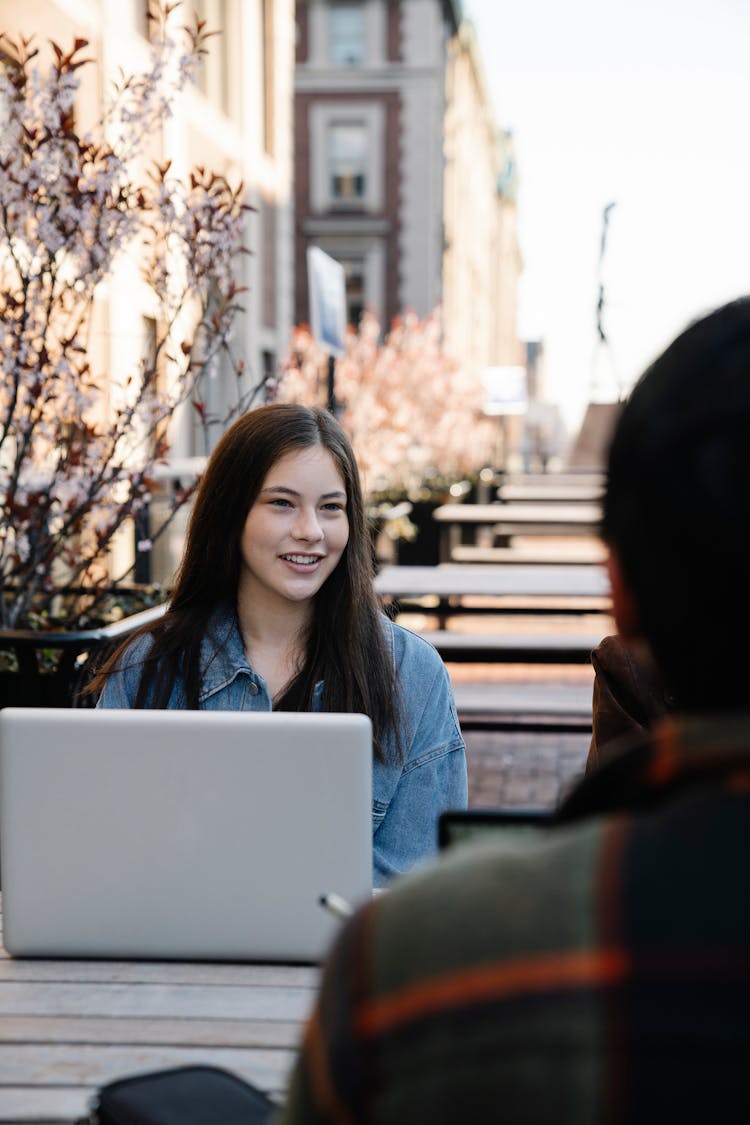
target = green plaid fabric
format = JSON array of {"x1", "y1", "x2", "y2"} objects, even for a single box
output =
[{"x1": 277, "y1": 714, "x2": 750, "y2": 1124}]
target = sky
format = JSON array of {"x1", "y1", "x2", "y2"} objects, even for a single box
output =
[{"x1": 462, "y1": 0, "x2": 750, "y2": 432}]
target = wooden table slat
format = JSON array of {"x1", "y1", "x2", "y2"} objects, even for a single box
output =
[
  {"x1": 0, "y1": 1015, "x2": 303, "y2": 1049},
  {"x1": 0, "y1": 980, "x2": 316, "y2": 1021},
  {"x1": 453, "y1": 681, "x2": 592, "y2": 718},
  {"x1": 419, "y1": 630, "x2": 604, "y2": 664},
  {"x1": 0, "y1": 1086, "x2": 96, "y2": 1124},
  {"x1": 496, "y1": 485, "x2": 604, "y2": 503},
  {"x1": 0, "y1": 956, "x2": 318, "y2": 988},
  {"x1": 449, "y1": 544, "x2": 607, "y2": 565},
  {"x1": 0, "y1": 835, "x2": 318, "y2": 1123},
  {"x1": 375, "y1": 564, "x2": 610, "y2": 600},
  {"x1": 433, "y1": 502, "x2": 602, "y2": 525},
  {"x1": 0, "y1": 1042, "x2": 295, "y2": 1088}
]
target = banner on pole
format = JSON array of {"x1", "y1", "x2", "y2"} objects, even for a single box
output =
[
  {"x1": 307, "y1": 247, "x2": 347, "y2": 358},
  {"x1": 482, "y1": 366, "x2": 528, "y2": 416}
]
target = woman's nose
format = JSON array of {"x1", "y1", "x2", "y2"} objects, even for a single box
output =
[{"x1": 292, "y1": 506, "x2": 323, "y2": 540}]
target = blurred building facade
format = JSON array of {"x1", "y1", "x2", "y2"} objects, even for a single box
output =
[
  {"x1": 443, "y1": 18, "x2": 524, "y2": 374},
  {"x1": 6, "y1": 0, "x2": 532, "y2": 471},
  {"x1": 293, "y1": 0, "x2": 524, "y2": 383},
  {"x1": 2, "y1": 0, "x2": 296, "y2": 459}
]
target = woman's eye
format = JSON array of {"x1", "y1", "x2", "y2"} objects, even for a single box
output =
[
  {"x1": 322, "y1": 503, "x2": 345, "y2": 512},
  {"x1": 270, "y1": 498, "x2": 292, "y2": 508}
]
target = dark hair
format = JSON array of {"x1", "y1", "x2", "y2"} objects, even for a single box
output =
[
  {"x1": 91, "y1": 404, "x2": 400, "y2": 760},
  {"x1": 602, "y1": 296, "x2": 750, "y2": 709}
]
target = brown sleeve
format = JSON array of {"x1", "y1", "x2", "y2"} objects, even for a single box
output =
[{"x1": 586, "y1": 635, "x2": 670, "y2": 773}]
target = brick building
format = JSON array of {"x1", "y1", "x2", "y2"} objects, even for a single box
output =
[{"x1": 294, "y1": 0, "x2": 523, "y2": 380}]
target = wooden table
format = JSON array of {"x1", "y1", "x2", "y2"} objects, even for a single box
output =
[
  {"x1": 433, "y1": 502, "x2": 602, "y2": 559},
  {"x1": 374, "y1": 564, "x2": 611, "y2": 619},
  {"x1": 496, "y1": 473, "x2": 604, "y2": 489},
  {"x1": 418, "y1": 629, "x2": 606, "y2": 664},
  {"x1": 452, "y1": 680, "x2": 594, "y2": 733},
  {"x1": 0, "y1": 900, "x2": 318, "y2": 1123},
  {"x1": 495, "y1": 484, "x2": 604, "y2": 504},
  {"x1": 448, "y1": 542, "x2": 607, "y2": 566},
  {"x1": 432, "y1": 502, "x2": 602, "y2": 565}
]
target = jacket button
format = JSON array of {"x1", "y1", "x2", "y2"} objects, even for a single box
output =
[{"x1": 248, "y1": 681, "x2": 259, "y2": 696}]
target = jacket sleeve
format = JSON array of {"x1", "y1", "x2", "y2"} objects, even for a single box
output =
[{"x1": 373, "y1": 643, "x2": 467, "y2": 886}]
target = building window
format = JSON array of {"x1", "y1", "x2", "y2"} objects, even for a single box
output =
[
  {"x1": 328, "y1": 122, "x2": 367, "y2": 203},
  {"x1": 262, "y1": 350, "x2": 276, "y2": 383},
  {"x1": 310, "y1": 102, "x2": 384, "y2": 214},
  {"x1": 260, "y1": 197, "x2": 277, "y2": 329},
  {"x1": 192, "y1": 0, "x2": 234, "y2": 119},
  {"x1": 341, "y1": 260, "x2": 366, "y2": 327},
  {"x1": 330, "y1": 3, "x2": 366, "y2": 66}
]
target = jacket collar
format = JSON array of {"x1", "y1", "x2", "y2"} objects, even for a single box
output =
[
  {"x1": 197, "y1": 603, "x2": 330, "y2": 705},
  {"x1": 198, "y1": 604, "x2": 251, "y2": 702}
]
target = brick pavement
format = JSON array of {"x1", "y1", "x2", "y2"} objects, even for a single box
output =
[
  {"x1": 464, "y1": 727, "x2": 589, "y2": 810},
  {"x1": 447, "y1": 657, "x2": 598, "y2": 812},
  {"x1": 395, "y1": 601, "x2": 605, "y2": 811}
]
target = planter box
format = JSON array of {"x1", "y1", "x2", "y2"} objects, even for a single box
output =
[
  {"x1": 0, "y1": 604, "x2": 167, "y2": 709},
  {"x1": 394, "y1": 501, "x2": 443, "y2": 566},
  {"x1": 392, "y1": 484, "x2": 473, "y2": 567}
]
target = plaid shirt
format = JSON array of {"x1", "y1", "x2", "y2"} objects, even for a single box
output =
[{"x1": 276, "y1": 713, "x2": 750, "y2": 1124}]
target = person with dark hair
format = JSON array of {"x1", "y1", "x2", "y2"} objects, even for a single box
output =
[
  {"x1": 275, "y1": 298, "x2": 750, "y2": 1123},
  {"x1": 94, "y1": 403, "x2": 467, "y2": 886}
]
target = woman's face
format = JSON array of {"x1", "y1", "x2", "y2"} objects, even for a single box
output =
[{"x1": 238, "y1": 446, "x2": 350, "y2": 612}]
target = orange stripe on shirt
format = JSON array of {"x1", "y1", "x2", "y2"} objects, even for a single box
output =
[
  {"x1": 647, "y1": 716, "x2": 681, "y2": 785},
  {"x1": 304, "y1": 1006, "x2": 357, "y2": 1125},
  {"x1": 355, "y1": 947, "x2": 630, "y2": 1039},
  {"x1": 302, "y1": 900, "x2": 380, "y2": 1123}
]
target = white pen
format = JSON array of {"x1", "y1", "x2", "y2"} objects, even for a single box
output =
[{"x1": 319, "y1": 892, "x2": 354, "y2": 920}]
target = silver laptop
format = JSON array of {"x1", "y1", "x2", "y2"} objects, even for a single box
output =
[{"x1": 0, "y1": 708, "x2": 372, "y2": 963}]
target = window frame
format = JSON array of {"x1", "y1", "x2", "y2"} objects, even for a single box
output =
[
  {"x1": 329, "y1": 3, "x2": 367, "y2": 66},
  {"x1": 310, "y1": 102, "x2": 385, "y2": 214}
]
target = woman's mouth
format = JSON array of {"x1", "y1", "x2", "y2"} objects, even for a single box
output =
[{"x1": 280, "y1": 553, "x2": 323, "y2": 568}]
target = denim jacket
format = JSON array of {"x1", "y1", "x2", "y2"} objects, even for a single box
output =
[{"x1": 97, "y1": 607, "x2": 467, "y2": 886}]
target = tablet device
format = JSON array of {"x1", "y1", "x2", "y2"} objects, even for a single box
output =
[{"x1": 438, "y1": 807, "x2": 554, "y2": 850}]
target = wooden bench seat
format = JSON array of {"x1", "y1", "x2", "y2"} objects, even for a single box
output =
[
  {"x1": 450, "y1": 544, "x2": 606, "y2": 565},
  {"x1": 452, "y1": 681, "x2": 594, "y2": 733},
  {"x1": 496, "y1": 484, "x2": 604, "y2": 504},
  {"x1": 417, "y1": 630, "x2": 602, "y2": 664}
]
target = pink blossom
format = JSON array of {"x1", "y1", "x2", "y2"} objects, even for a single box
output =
[{"x1": 277, "y1": 309, "x2": 495, "y2": 497}]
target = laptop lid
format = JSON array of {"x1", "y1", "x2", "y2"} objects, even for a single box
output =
[{"x1": 0, "y1": 708, "x2": 372, "y2": 963}]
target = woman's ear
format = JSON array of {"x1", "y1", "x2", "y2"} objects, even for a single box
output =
[{"x1": 607, "y1": 549, "x2": 641, "y2": 640}]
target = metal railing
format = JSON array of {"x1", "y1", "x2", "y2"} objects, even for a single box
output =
[{"x1": 0, "y1": 603, "x2": 168, "y2": 708}]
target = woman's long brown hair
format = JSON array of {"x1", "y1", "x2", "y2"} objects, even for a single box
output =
[{"x1": 89, "y1": 405, "x2": 400, "y2": 762}]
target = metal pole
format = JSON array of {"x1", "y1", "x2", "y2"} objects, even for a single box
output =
[
  {"x1": 327, "y1": 354, "x2": 337, "y2": 413},
  {"x1": 133, "y1": 507, "x2": 152, "y2": 584}
]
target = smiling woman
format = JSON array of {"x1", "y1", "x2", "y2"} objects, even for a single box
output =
[
  {"x1": 91, "y1": 404, "x2": 467, "y2": 886},
  {"x1": 235, "y1": 444, "x2": 351, "y2": 700}
]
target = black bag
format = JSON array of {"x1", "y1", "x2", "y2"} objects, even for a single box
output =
[{"x1": 80, "y1": 1064, "x2": 276, "y2": 1125}]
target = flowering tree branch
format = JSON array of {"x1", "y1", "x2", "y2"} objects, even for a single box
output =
[
  {"x1": 276, "y1": 309, "x2": 496, "y2": 498},
  {"x1": 0, "y1": 2, "x2": 266, "y2": 630}
]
